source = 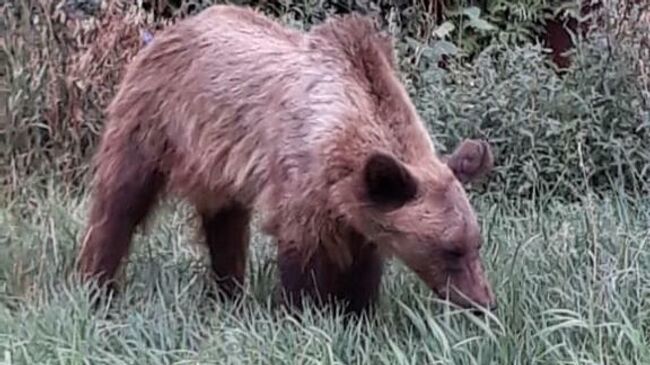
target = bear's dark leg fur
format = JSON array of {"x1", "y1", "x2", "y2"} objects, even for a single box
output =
[
  {"x1": 278, "y1": 234, "x2": 384, "y2": 315},
  {"x1": 278, "y1": 245, "x2": 337, "y2": 311},
  {"x1": 337, "y1": 241, "x2": 384, "y2": 314},
  {"x1": 200, "y1": 203, "x2": 251, "y2": 300},
  {"x1": 78, "y1": 142, "x2": 164, "y2": 292}
]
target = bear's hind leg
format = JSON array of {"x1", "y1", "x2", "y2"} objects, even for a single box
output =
[
  {"x1": 78, "y1": 143, "x2": 164, "y2": 292},
  {"x1": 200, "y1": 203, "x2": 251, "y2": 300}
]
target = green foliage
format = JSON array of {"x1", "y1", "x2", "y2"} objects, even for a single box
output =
[
  {"x1": 483, "y1": 0, "x2": 578, "y2": 43},
  {"x1": 415, "y1": 29, "x2": 649, "y2": 201},
  {"x1": 428, "y1": 4, "x2": 500, "y2": 61},
  {"x1": 409, "y1": 0, "x2": 583, "y2": 63}
]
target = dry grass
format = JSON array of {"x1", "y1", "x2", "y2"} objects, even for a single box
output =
[{"x1": 1, "y1": 0, "x2": 164, "y2": 194}]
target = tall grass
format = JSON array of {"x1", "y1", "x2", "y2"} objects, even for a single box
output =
[{"x1": 0, "y1": 187, "x2": 649, "y2": 364}]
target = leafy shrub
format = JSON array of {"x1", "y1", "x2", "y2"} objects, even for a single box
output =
[{"x1": 415, "y1": 19, "x2": 649, "y2": 201}]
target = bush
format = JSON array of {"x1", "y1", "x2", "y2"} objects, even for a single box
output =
[{"x1": 416, "y1": 22, "x2": 649, "y2": 201}]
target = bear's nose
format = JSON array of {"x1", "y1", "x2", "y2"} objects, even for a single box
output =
[{"x1": 470, "y1": 301, "x2": 497, "y2": 316}]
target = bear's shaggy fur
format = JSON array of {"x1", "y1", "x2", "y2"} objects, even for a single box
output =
[{"x1": 77, "y1": 4, "x2": 496, "y2": 314}]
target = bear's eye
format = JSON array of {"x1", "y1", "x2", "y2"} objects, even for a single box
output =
[
  {"x1": 444, "y1": 249, "x2": 464, "y2": 260},
  {"x1": 445, "y1": 251, "x2": 464, "y2": 273}
]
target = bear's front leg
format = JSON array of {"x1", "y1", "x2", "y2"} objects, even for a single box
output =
[
  {"x1": 337, "y1": 241, "x2": 384, "y2": 314},
  {"x1": 277, "y1": 238, "x2": 384, "y2": 315}
]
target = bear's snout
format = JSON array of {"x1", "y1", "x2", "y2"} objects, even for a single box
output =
[{"x1": 433, "y1": 257, "x2": 496, "y2": 312}]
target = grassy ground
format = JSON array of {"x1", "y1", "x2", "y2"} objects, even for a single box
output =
[{"x1": 0, "y1": 188, "x2": 648, "y2": 365}]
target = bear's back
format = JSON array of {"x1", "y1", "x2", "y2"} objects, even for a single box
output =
[
  {"x1": 104, "y1": 5, "x2": 437, "y2": 213},
  {"x1": 109, "y1": 4, "x2": 306, "y2": 124}
]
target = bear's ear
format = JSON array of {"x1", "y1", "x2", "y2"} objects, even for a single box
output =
[
  {"x1": 442, "y1": 139, "x2": 494, "y2": 184},
  {"x1": 362, "y1": 152, "x2": 419, "y2": 209}
]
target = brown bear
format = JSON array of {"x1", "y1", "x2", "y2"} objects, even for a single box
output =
[{"x1": 77, "y1": 4, "x2": 496, "y2": 314}]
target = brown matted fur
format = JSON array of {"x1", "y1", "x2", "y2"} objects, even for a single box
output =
[{"x1": 77, "y1": 4, "x2": 496, "y2": 314}]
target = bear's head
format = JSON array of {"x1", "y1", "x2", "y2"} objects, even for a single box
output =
[{"x1": 353, "y1": 139, "x2": 496, "y2": 311}]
